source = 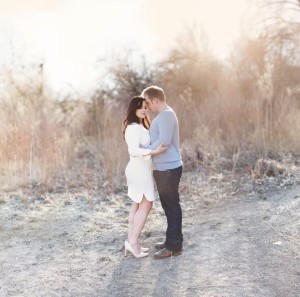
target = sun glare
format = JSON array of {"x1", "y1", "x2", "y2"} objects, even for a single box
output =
[
  {"x1": 142, "y1": 0, "x2": 252, "y2": 59},
  {"x1": 0, "y1": 0, "x2": 255, "y2": 94}
]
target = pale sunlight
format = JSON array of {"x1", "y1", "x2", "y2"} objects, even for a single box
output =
[{"x1": 0, "y1": 0, "x2": 255, "y2": 93}]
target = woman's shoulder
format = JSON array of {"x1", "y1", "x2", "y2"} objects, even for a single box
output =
[
  {"x1": 128, "y1": 123, "x2": 140, "y2": 126},
  {"x1": 125, "y1": 123, "x2": 142, "y2": 134},
  {"x1": 127, "y1": 123, "x2": 142, "y2": 129}
]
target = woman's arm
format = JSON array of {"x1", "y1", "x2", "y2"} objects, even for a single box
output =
[{"x1": 125, "y1": 125, "x2": 152, "y2": 159}]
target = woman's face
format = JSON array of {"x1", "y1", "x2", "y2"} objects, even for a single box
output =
[{"x1": 135, "y1": 101, "x2": 148, "y2": 121}]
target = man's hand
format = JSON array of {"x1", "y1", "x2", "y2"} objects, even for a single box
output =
[{"x1": 150, "y1": 143, "x2": 167, "y2": 156}]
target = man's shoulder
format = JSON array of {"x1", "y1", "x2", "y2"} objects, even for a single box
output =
[{"x1": 159, "y1": 107, "x2": 177, "y2": 120}]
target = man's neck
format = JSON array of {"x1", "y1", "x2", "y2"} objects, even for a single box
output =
[{"x1": 156, "y1": 102, "x2": 168, "y2": 115}]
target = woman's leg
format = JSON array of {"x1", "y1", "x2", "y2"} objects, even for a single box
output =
[
  {"x1": 128, "y1": 196, "x2": 153, "y2": 253},
  {"x1": 128, "y1": 202, "x2": 138, "y2": 241}
]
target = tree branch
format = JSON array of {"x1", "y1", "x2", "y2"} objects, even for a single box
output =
[{"x1": 259, "y1": 0, "x2": 300, "y2": 9}]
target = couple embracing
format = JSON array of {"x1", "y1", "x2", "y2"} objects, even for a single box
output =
[{"x1": 123, "y1": 86, "x2": 183, "y2": 260}]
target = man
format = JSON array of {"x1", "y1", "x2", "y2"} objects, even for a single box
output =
[{"x1": 142, "y1": 86, "x2": 183, "y2": 259}]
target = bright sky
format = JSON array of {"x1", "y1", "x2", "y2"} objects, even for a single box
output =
[{"x1": 0, "y1": 0, "x2": 255, "y2": 96}]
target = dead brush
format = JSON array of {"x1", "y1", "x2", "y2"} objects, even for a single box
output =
[
  {"x1": 180, "y1": 141, "x2": 206, "y2": 171},
  {"x1": 0, "y1": 57, "x2": 70, "y2": 204},
  {"x1": 251, "y1": 158, "x2": 286, "y2": 179}
]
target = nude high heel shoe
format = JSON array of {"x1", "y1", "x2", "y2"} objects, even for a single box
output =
[
  {"x1": 126, "y1": 239, "x2": 149, "y2": 252},
  {"x1": 124, "y1": 240, "x2": 149, "y2": 258}
]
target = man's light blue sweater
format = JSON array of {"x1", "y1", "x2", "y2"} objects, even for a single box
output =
[{"x1": 147, "y1": 106, "x2": 182, "y2": 171}]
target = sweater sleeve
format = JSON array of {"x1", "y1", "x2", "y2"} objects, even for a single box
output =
[
  {"x1": 125, "y1": 125, "x2": 152, "y2": 160},
  {"x1": 146, "y1": 111, "x2": 175, "y2": 149}
]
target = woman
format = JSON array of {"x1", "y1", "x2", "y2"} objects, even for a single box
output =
[{"x1": 123, "y1": 96, "x2": 166, "y2": 258}]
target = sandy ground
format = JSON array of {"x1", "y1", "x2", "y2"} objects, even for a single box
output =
[{"x1": 0, "y1": 171, "x2": 300, "y2": 297}]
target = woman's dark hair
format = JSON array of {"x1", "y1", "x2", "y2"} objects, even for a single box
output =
[{"x1": 123, "y1": 96, "x2": 151, "y2": 139}]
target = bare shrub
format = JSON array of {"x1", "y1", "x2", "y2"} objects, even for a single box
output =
[
  {"x1": 1, "y1": 19, "x2": 300, "y2": 199},
  {"x1": 0, "y1": 60, "x2": 64, "y2": 196},
  {"x1": 252, "y1": 158, "x2": 286, "y2": 179}
]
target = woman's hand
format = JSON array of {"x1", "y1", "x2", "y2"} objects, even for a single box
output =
[{"x1": 150, "y1": 143, "x2": 167, "y2": 156}]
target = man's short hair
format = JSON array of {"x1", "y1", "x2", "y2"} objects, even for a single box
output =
[{"x1": 142, "y1": 86, "x2": 165, "y2": 102}]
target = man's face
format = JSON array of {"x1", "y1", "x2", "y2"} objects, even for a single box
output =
[{"x1": 144, "y1": 96, "x2": 156, "y2": 112}]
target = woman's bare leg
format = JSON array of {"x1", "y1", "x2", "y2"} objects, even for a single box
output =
[
  {"x1": 128, "y1": 202, "x2": 138, "y2": 241},
  {"x1": 128, "y1": 196, "x2": 153, "y2": 253}
]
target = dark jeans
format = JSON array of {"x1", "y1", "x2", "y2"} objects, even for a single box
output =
[{"x1": 153, "y1": 166, "x2": 183, "y2": 251}]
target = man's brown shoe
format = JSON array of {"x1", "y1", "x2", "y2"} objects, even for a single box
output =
[
  {"x1": 153, "y1": 248, "x2": 182, "y2": 259},
  {"x1": 154, "y1": 241, "x2": 165, "y2": 250}
]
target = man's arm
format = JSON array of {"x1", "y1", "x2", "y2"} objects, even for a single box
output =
[{"x1": 146, "y1": 112, "x2": 175, "y2": 150}]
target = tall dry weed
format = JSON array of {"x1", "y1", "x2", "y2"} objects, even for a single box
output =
[
  {"x1": 0, "y1": 62, "x2": 72, "y2": 200},
  {"x1": 1, "y1": 27, "x2": 300, "y2": 199}
]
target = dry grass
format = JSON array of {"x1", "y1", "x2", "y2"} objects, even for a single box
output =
[
  {"x1": 1, "y1": 44, "x2": 300, "y2": 202},
  {"x1": 2, "y1": 80, "x2": 298, "y2": 200},
  {"x1": 251, "y1": 158, "x2": 286, "y2": 179},
  {"x1": 168, "y1": 63, "x2": 300, "y2": 176}
]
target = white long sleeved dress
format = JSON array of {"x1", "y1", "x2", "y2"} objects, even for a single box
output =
[{"x1": 125, "y1": 123, "x2": 155, "y2": 203}]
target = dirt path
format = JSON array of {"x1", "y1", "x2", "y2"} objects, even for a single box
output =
[{"x1": 0, "y1": 184, "x2": 299, "y2": 297}]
